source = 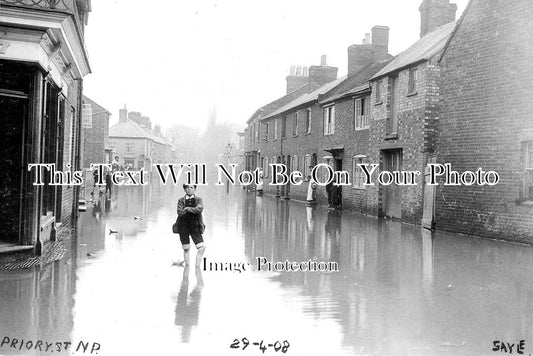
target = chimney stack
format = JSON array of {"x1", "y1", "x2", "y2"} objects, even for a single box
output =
[
  {"x1": 286, "y1": 65, "x2": 309, "y2": 94},
  {"x1": 419, "y1": 0, "x2": 457, "y2": 37},
  {"x1": 119, "y1": 104, "x2": 128, "y2": 123},
  {"x1": 348, "y1": 26, "x2": 390, "y2": 75},
  {"x1": 309, "y1": 55, "x2": 338, "y2": 86}
]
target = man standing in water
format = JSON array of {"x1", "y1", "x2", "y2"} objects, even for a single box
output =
[{"x1": 173, "y1": 184, "x2": 206, "y2": 267}]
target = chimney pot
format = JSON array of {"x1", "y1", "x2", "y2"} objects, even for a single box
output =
[{"x1": 320, "y1": 55, "x2": 327, "y2": 66}]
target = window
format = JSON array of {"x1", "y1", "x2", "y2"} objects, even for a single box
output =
[
  {"x1": 81, "y1": 103, "x2": 92, "y2": 128},
  {"x1": 355, "y1": 96, "x2": 370, "y2": 129},
  {"x1": 274, "y1": 119, "x2": 278, "y2": 140},
  {"x1": 292, "y1": 155, "x2": 299, "y2": 173},
  {"x1": 324, "y1": 106, "x2": 335, "y2": 135},
  {"x1": 126, "y1": 142, "x2": 135, "y2": 153},
  {"x1": 305, "y1": 108, "x2": 311, "y2": 133},
  {"x1": 292, "y1": 112, "x2": 298, "y2": 136},
  {"x1": 263, "y1": 157, "x2": 269, "y2": 178},
  {"x1": 526, "y1": 142, "x2": 533, "y2": 200},
  {"x1": 281, "y1": 116, "x2": 287, "y2": 138},
  {"x1": 389, "y1": 75, "x2": 399, "y2": 135},
  {"x1": 304, "y1": 154, "x2": 311, "y2": 179},
  {"x1": 352, "y1": 155, "x2": 367, "y2": 189},
  {"x1": 264, "y1": 122, "x2": 269, "y2": 141},
  {"x1": 408, "y1": 67, "x2": 418, "y2": 94},
  {"x1": 375, "y1": 80, "x2": 382, "y2": 103}
]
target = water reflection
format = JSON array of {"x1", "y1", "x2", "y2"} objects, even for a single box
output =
[
  {"x1": 0, "y1": 185, "x2": 532, "y2": 356},
  {"x1": 240, "y1": 193, "x2": 533, "y2": 355},
  {"x1": 174, "y1": 267, "x2": 204, "y2": 343}
]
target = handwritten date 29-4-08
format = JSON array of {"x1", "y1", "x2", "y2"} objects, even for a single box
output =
[{"x1": 230, "y1": 338, "x2": 290, "y2": 353}]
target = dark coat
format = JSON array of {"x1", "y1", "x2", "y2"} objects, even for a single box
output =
[{"x1": 176, "y1": 195, "x2": 205, "y2": 234}]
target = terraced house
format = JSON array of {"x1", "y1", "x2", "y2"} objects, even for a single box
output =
[
  {"x1": 0, "y1": 0, "x2": 92, "y2": 253},
  {"x1": 243, "y1": 0, "x2": 533, "y2": 242}
]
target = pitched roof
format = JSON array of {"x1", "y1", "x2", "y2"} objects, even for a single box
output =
[
  {"x1": 371, "y1": 21, "x2": 456, "y2": 80},
  {"x1": 109, "y1": 119, "x2": 151, "y2": 139},
  {"x1": 263, "y1": 76, "x2": 347, "y2": 120},
  {"x1": 246, "y1": 83, "x2": 319, "y2": 123},
  {"x1": 319, "y1": 60, "x2": 392, "y2": 105},
  {"x1": 83, "y1": 96, "x2": 111, "y2": 115},
  {"x1": 109, "y1": 119, "x2": 171, "y2": 147}
]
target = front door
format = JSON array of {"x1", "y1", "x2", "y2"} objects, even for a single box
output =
[
  {"x1": 382, "y1": 150, "x2": 402, "y2": 219},
  {"x1": 0, "y1": 93, "x2": 26, "y2": 243}
]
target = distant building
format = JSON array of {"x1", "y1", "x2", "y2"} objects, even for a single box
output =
[
  {"x1": 109, "y1": 108, "x2": 172, "y2": 170},
  {"x1": 82, "y1": 96, "x2": 112, "y2": 168}
]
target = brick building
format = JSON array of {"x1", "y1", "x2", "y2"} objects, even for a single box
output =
[
  {"x1": 82, "y1": 96, "x2": 112, "y2": 168},
  {"x1": 366, "y1": 18, "x2": 456, "y2": 225},
  {"x1": 243, "y1": 0, "x2": 533, "y2": 242},
  {"x1": 258, "y1": 56, "x2": 341, "y2": 199},
  {"x1": 109, "y1": 107, "x2": 172, "y2": 170},
  {"x1": 318, "y1": 61, "x2": 391, "y2": 212},
  {"x1": 435, "y1": 0, "x2": 533, "y2": 241},
  {"x1": 0, "y1": 0, "x2": 91, "y2": 252}
]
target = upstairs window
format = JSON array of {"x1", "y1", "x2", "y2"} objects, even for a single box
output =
[
  {"x1": 292, "y1": 112, "x2": 298, "y2": 136},
  {"x1": 355, "y1": 97, "x2": 370, "y2": 129},
  {"x1": 324, "y1": 106, "x2": 335, "y2": 135},
  {"x1": 281, "y1": 116, "x2": 287, "y2": 138},
  {"x1": 375, "y1": 80, "x2": 382, "y2": 103},
  {"x1": 305, "y1": 108, "x2": 312, "y2": 133},
  {"x1": 408, "y1": 67, "x2": 418, "y2": 94},
  {"x1": 525, "y1": 142, "x2": 533, "y2": 200},
  {"x1": 274, "y1": 119, "x2": 278, "y2": 140},
  {"x1": 126, "y1": 143, "x2": 135, "y2": 153}
]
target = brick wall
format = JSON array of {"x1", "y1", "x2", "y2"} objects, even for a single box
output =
[
  {"x1": 367, "y1": 61, "x2": 437, "y2": 224},
  {"x1": 436, "y1": 0, "x2": 533, "y2": 241},
  {"x1": 83, "y1": 111, "x2": 109, "y2": 168}
]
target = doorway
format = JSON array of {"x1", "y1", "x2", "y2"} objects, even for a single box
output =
[
  {"x1": 0, "y1": 93, "x2": 26, "y2": 243},
  {"x1": 381, "y1": 150, "x2": 402, "y2": 219}
]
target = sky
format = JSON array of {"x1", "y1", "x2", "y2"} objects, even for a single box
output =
[{"x1": 83, "y1": 0, "x2": 469, "y2": 133}]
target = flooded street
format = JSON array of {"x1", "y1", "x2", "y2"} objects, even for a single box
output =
[{"x1": 1, "y1": 183, "x2": 533, "y2": 356}]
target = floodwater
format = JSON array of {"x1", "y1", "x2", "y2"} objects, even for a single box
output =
[{"x1": 0, "y1": 183, "x2": 532, "y2": 356}]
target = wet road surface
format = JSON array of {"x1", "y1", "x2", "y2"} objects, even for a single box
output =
[{"x1": 1, "y1": 183, "x2": 533, "y2": 355}]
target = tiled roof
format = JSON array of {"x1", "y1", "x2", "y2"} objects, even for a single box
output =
[
  {"x1": 371, "y1": 21, "x2": 456, "y2": 80},
  {"x1": 263, "y1": 76, "x2": 347, "y2": 120},
  {"x1": 247, "y1": 83, "x2": 319, "y2": 123},
  {"x1": 319, "y1": 61, "x2": 392, "y2": 105}
]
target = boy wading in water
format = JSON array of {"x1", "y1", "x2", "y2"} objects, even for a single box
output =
[{"x1": 173, "y1": 184, "x2": 206, "y2": 267}]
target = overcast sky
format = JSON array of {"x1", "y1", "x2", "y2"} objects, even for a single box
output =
[{"x1": 83, "y1": 0, "x2": 469, "y2": 133}]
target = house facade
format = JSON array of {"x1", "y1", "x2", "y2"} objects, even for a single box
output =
[
  {"x1": 242, "y1": 0, "x2": 533, "y2": 242},
  {"x1": 0, "y1": 0, "x2": 92, "y2": 251},
  {"x1": 435, "y1": 0, "x2": 533, "y2": 241},
  {"x1": 82, "y1": 96, "x2": 111, "y2": 168}
]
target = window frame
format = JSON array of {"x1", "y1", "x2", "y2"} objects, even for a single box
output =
[
  {"x1": 305, "y1": 108, "x2": 312, "y2": 134},
  {"x1": 323, "y1": 105, "x2": 335, "y2": 135},
  {"x1": 292, "y1": 111, "x2": 298, "y2": 136},
  {"x1": 525, "y1": 141, "x2": 533, "y2": 201},
  {"x1": 408, "y1": 67, "x2": 418, "y2": 95},
  {"x1": 375, "y1": 79, "x2": 382, "y2": 104},
  {"x1": 354, "y1": 96, "x2": 370, "y2": 130}
]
